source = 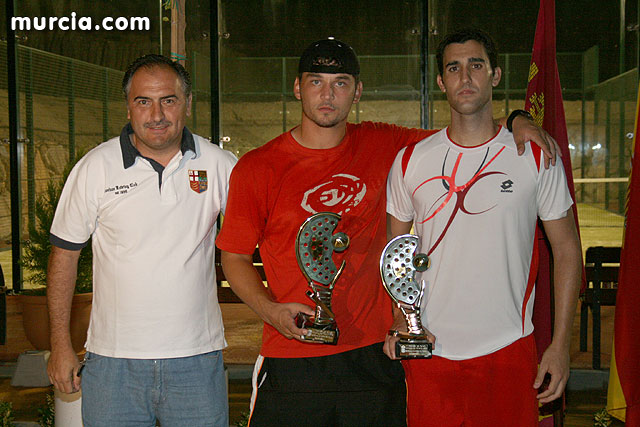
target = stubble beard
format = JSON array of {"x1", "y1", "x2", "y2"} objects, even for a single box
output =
[{"x1": 301, "y1": 93, "x2": 354, "y2": 129}]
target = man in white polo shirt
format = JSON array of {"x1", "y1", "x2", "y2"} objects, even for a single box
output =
[
  {"x1": 46, "y1": 54, "x2": 236, "y2": 426},
  {"x1": 385, "y1": 29, "x2": 582, "y2": 426}
]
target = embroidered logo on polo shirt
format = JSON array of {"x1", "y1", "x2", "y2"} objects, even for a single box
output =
[
  {"x1": 301, "y1": 174, "x2": 366, "y2": 215},
  {"x1": 188, "y1": 170, "x2": 208, "y2": 193}
]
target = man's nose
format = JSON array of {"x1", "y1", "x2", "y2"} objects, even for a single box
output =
[
  {"x1": 320, "y1": 84, "x2": 334, "y2": 100},
  {"x1": 150, "y1": 102, "x2": 164, "y2": 121},
  {"x1": 461, "y1": 66, "x2": 472, "y2": 83}
]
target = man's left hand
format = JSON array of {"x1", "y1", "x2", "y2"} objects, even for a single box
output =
[
  {"x1": 511, "y1": 115, "x2": 560, "y2": 168},
  {"x1": 534, "y1": 343, "x2": 570, "y2": 403}
]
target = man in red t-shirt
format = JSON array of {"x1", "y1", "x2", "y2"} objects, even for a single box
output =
[{"x1": 216, "y1": 38, "x2": 557, "y2": 426}]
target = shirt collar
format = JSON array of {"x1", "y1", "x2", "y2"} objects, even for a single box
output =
[{"x1": 119, "y1": 123, "x2": 196, "y2": 169}]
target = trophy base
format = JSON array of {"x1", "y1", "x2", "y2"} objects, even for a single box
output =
[
  {"x1": 295, "y1": 313, "x2": 339, "y2": 345},
  {"x1": 396, "y1": 336, "x2": 432, "y2": 359}
]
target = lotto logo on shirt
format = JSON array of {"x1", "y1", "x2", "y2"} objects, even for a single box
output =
[{"x1": 188, "y1": 170, "x2": 208, "y2": 194}]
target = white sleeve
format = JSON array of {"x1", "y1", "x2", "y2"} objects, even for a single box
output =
[
  {"x1": 50, "y1": 153, "x2": 101, "y2": 247},
  {"x1": 537, "y1": 158, "x2": 574, "y2": 221},
  {"x1": 386, "y1": 148, "x2": 415, "y2": 222},
  {"x1": 217, "y1": 148, "x2": 238, "y2": 216}
]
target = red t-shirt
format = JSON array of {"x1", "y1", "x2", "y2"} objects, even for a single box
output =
[{"x1": 216, "y1": 121, "x2": 435, "y2": 358}]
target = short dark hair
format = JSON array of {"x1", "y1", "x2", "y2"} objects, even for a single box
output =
[
  {"x1": 436, "y1": 28, "x2": 498, "y2": 76},
  {"x1": 122, "y1": 54, "x2": 191, "y2": 98}
]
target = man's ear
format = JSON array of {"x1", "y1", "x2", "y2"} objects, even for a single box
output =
[
  {"x1": 353, "y1": 81, "x2": 363, "y2": 104},
  {"x1": 491, "y1": 66, "x2": 502, "y2": 87},
  {"x1": 293, "y1": 76, "x2": 301, "y2": 100},
  {"x1": 436, "y1": 74, "x2": 446, "y2": 93}
]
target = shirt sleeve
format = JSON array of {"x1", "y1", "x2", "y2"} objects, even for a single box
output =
[
  {"x1": 536, "y1": 158, "x2": 574, "y2": 221},
  {"x1": 50, "y1": 154, "x2": 101, "y2": 249},
  {"x1": 216, "y1": 149, "x2": 238, "y2": 216},
  {"x1": 386, "y1": 147, "x2": 415, "y2": 223},
  {"x1": 391, "y1": 125, "x2": 437, "y2": 152},
  {"x1": 216, "y1": 153, "x2": 267, "y2": 255}
]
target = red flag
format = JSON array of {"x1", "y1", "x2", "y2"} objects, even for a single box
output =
[
  {"x1": 610, "y1": 82, "x2": 640, "y2": 425},
  {"x1": 524, "y1": 0, "x2": 584, "y2": 424}
]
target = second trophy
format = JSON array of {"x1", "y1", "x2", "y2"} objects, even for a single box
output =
[
  {"x1": 380, "y1": 234, "x2": 432, "y2": 358},
  {"x1": 294, "y1": 212, "x2": 350, "y2": 345}
]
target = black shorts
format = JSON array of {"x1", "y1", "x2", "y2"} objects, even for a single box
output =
[{"x1": 249, "y1": 342, "x2": 406, "y2": 427}]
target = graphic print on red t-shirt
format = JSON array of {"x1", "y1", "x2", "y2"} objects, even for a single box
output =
[{"x1": 301, "y1": 173, "x2": 367, "y2": 215}]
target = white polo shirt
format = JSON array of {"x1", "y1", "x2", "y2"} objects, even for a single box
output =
[
  {"x1": 387, "y1": 127, "x2": 573, "y2": 360},
  {"x1": 51, "y1": 125, "x2": 237, "y2": 359}
]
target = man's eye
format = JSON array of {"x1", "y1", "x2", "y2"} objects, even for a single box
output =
[
  {"x1": 311, "y1": 80, "x2": 321, "y2": 85},
  {"x1": 138, "y1": 100, "x2": 149, "y2": 106},
  {"x1": 163, "y1": 98, "x2": 176, "y2": 105},
  {"x1": 335, "y1": 81, "x2": 346, "y2": 87},
  {"x1": 472, "y1": 63, "x2": 483, "y2": 69},
  {"x1": 448, "y1": 66, "x2": 458, "y2": 72}
]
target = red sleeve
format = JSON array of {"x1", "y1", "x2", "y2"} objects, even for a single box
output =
[
  {"x1": 390, "y1": 124, "x2": 437, "y2": 151},
  {"x1": 216, "y1": 153, "x2": 266, "y2": 255}
]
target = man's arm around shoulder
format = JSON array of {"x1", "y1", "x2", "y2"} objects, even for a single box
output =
[
  {"x1": 47, "y1": 245, "x2": 82, "y2": 394},
  {"x1": 535, "y1": 212, "x2": 582, "y2": 403}
]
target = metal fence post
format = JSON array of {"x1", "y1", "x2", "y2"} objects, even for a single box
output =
[
  {"x1": 504, "y1": 54, "x2": 510, "y2": 114},
  {"x1": 580, "y1": 52, "x2": 586, "y2": 202},
  {"x1": 282, "y1": 57, "x2": 287, "y2": 133},
  {"x1": 6, "y1": 0, "x2": 23, "y2": 290},
  {"x1": 210, "y1": 0, "x2": 220, "y2": 144},
  {"x1": 420, "y1": 0, "x2": 429, "y2": 129},
  {"x1": 192, "y1": 50, "x2": 198, "y2": 133},
  {"x1": 68, "y1": 60, "x2": 76, "y2": 162},
  {"x1": 605, "y1": 101, "x2": 611, "y2": 209},
  {"x1": 103, "y1": 69, "x2": 109, "y2": 142},
  {"x1": 618, "y1": 100, "x2": 626, "y2": 213},
  {"x1": 25, "y1": 49, "x2": 35, "y2": 233}
]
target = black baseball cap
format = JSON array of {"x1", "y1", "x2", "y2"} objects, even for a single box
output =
[{"x1": 298, "y1": 38, "x2": 360, "y2": 77}]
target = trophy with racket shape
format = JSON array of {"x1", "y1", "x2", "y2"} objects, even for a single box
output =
[
  {"x1": 295, "y1": 212, "x2": 350, "y2": 345},
  {"x1": 380, "y1": 234, "x2": 432, "y2": 358}
]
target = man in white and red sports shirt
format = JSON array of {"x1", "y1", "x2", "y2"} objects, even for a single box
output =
[
  {"x1": 385, "y1": 29, "x2": 582, "y2": 426},
  {"x1": 218, "y1": 37, "x2": 560, "y2": 427}
]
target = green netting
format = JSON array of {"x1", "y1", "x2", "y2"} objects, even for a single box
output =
[
  {"x1": 0, "y1": 42, "x2": 634, "y2": 251},
  {"x1": 577, "y1": 69, "x2": 637, "y2": 224}
]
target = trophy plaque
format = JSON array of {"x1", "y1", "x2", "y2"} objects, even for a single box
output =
[
  {"x1": 380, "y1": 234, "x2": 432, "y2": 358},
  {"x1": 295, "y1": 212, "x2": 350, "y2": 345}
]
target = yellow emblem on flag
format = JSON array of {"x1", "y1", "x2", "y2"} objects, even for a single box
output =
[
  {"x1": 528, "y1": 93, "x2": 545, "y2": 127},
  {"x1": 528, "y1": 62, "x2": 539, "y2": 83}
]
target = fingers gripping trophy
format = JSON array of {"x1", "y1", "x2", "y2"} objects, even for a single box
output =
[
  {"x1": 380, "y1": 234, "x2": 432, "y2": 358},
  {"x1": 295, "y1": 212, "x2": 350, "y2": 345}
]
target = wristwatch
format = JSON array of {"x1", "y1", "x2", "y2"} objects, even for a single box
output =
[{"x1": 506, "y1": 109, "x2": 534, "y2": 132}]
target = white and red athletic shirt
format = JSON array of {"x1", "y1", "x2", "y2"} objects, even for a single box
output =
[{"x1": 386, "y1": 126, "x2": 573, "y2": 360}]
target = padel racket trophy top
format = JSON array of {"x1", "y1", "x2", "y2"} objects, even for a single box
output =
[
  {"x1": 380, "y1": 234, "x2": 432, "y2": 358},
  {"x1": 295, "y1": 212, "x2": 350, "y2": 345}
]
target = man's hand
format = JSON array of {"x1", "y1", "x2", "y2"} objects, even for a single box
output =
[
  {"x1": 263, "y1": 301, "x2": 316, "y2": 341},
  {"x1": 510, "y1": 115, "x2": 561, "y2": 168},
  {"x1": 48, "y1": 346, "x2": 81, "y2": 394},
  {"x1": 533, "y1": 343, "x2": 570, "y2": 403},
  {"x1": 383, "y1": 309, "x2": 435, "y2": 360},
  {"x1": 383, "y1": 313, "x2": 407, "y2": 360}
]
